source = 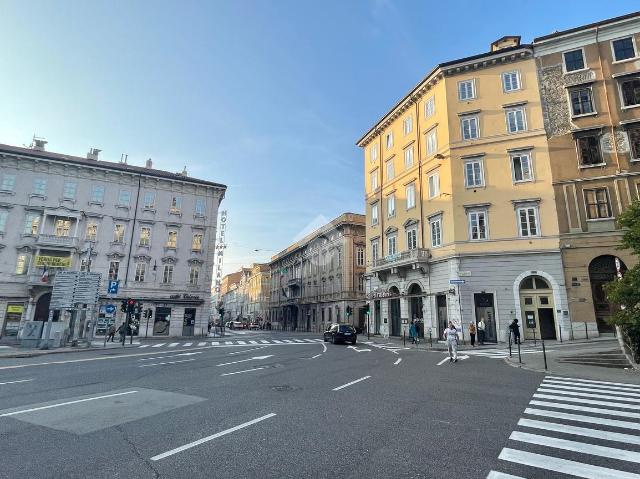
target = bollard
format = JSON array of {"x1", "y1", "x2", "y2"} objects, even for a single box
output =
[
  {"x1": 509, "y1": 333, "x2": 512, "y2": 358},
  {"x1": 559, "y1": 324, "x2": 563, "y2": 343},
  {"x1": 517, "y1": 340, "x2": 522, "y2": 364},
  {"x1": 429, "y1": 329, "x2": 433, "y2": 348},
  {"x1": 533, "y1": 329, "x2": 537, "y2": 348},
  {"x1": 585, "y1": 322, "x2": 589, "y2": 340},
  {"x1": 542, "y1": 339, "x2": 548, "y2": 370},
  {"x1": 403, "y1": 331, "x2": 406, "y2": 347}
]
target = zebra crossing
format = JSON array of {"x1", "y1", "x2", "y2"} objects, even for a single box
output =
[
  {"x1": 487, "y1": 375, "x2": 640, "y2": 478},
  {"x1": 461, "y1": 346, "x2": 546, "y2": 359},
  {"x1": 136, "y1": 338, "x2": 324, "y2": 349}
]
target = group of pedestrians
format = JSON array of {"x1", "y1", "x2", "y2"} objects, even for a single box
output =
[{"x1": 443, "y1": 316, "x2": 522, "y2": 363}]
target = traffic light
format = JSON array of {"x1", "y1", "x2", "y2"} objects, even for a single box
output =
[
  {"x1": 346, "y1": 306, "x2": 352, "y2": 317},
  {"x1": 147, "y1": 308, "x2": 153, "y2": 319},
  {"x1": 120, "y1": 300, "x2": 128, "y2": 313},
  {"x1": 134, "y1": 303, "x2": 143, "y2": 321},
  {"x1": 127, "y1": 298, "x2": 135, "y2": 314}
]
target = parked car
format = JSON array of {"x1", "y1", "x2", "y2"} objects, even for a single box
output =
[
  {"x1": 232, "y1": 321, "x2": 243, "y2": 329},
  {"x1": 323, "y1": 323, "x2": 357, "y2": 345},
  {"x1": 249, "y1": 323, "x2": 260, "y2": 330}
]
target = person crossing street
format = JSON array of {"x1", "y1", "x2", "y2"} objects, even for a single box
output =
[{"x1": 443, "y1": 322, "x2": 459, "y2": 362}]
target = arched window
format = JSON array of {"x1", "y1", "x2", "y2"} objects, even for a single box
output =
[{"x1": 520, "y1": 275, "x2": 550, "y2": 290}]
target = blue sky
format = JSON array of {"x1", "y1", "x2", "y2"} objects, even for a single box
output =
[{"x1": 1, "y1": 0, "x2": 638, "y2": 275}]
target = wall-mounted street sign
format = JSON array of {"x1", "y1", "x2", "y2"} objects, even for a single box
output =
[
  {"x1": 449, "y1": 279, "x2": 466, "y2": 285},
  {"x1": 105, "y1": 304, "x2": 116, "y2": 314},
  {"x1": 107, "y1": 280, "x2": 120, "y2": 295}
]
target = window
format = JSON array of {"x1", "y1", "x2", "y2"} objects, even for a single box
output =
[
  {"x1": 118, "y1": 189, "x2": 131, "y2": 206},
  {"x1": 371, "y1": 144, "x2": 379, "y2": 162},
  {"x1": 425, "y1": 96, "x2": 435, "y2": 118},
  {"x1": 91, "y1": 185, "x2": 105, "y2": 203},
  {"x1": 564, "y1": 49, "x2": 585, "y2": 72},
  {"x1": 139, "y1": 226, "x2": 151, "y2": 246},
  {"x1": 387, "y1": 194, "x2": 396, "y2": 218},
  {"x1": 506, "y1": 107, "x2": 526, "y2": 133},
  {"x1": 0, "y1": 210, "x2": 7, "y2": 233},
  {"x1": 371, "y1": 203, "x2": 379, "y2": 225},
  {"x1": 576, "y1": 134, "x2": 603, "y2": 166},
  {"x1": 430, "y1": 217, "x2": 442, "y2": 247},
  {"x1": 428, "y1": 172, "x2": 440, "y2": 198},
  {"x1": 458, "y1": 80, "x2": 475, "y2": 100},
  {"x1": 33, "y1": 178, "x2": 47, "y2": 196},
  {"x1": 86, "y1": 223, "x2": 98, "y2": 242},
  {"x1": 387, "y1": 234, "x2": 397, "y2": 256},
  {"x1": 461, "y1": 116, "x2": 479, "y2": 140},
  {"x1": 612, "y1": 37, "x2": 636, "y2": 62},
  {"x1": 192, "y1": 233, "x2": 203, "y2": 251},
  {"x1": 55, "y1": 219, "x2": 71, "y2": 237},
  {"x1": 113, "y1": 224, "x2": 126, "y2": 243},
  {"x1": 370, "y1": 169, "x2": 379, "y2": 190},
  {"x1": 170, "y1": 196, "x2": 182, "y2": 214},
  {"x1": 195, "y1": 198, "x2": 206, "y2": 216},
  {"x1": 386, "y1": 159, "x2": 395, "y2": 181},
  {"x1": 511, "y1": 152, "x2": 533, "y2": 182},
  {"x1": 404, "y1": 146, "x2": 414, "y2": 168},
  {"x1": 518, "y1": 207, "x2": 539, "y2": 237},
  {"x1": 135, "y1": 263, "x2": 146, "y2": 282},
  {"x1": 502, "y1": 71, "x2": 520, "y2": 92},
  {"x1": 166, "y1": 230, "x2": 178, "y2": 248},
  {"x1": 371, "y1": 240, "x2": 379, "y2": 263},
  {"x1": 16, "y1": 253, "x2": 30, "y2": 275},
  {"x1": 468, "y1": 210, "x2": 488, "y2": 240},
  {"x1": 385, "y1": 131, "x2": 393, "y2": 149},
  {"x1": 143, "y1": 191, "x2": 155, "y2": 209},
  {"x1": 584, "y1": 188, "x2": 612, "y2": 219},
  {"x1": 427, "y1": 129, "x2": 437, "y2": 155},
  {"x1": 403, "y1": 115, "x2": 413, "y2": 135},
  {"x1": 162, "y1": 265, "x2": 174, "y2": 284},
  {"x1": 189, "y1": 266, "x2": 200, "y2": 286},
  {"x1": 63, "y1": 181, "x2": 77, "y2": 200},
  {"x1": 619, "y1": 76, "x2": 640, "y2": 108},
  {"x1": 108, "y1": 261, "x2": 120, "y2": 281},
  {"x1": 23, "y1": 213, "x2": 40, "y2": 235},
  {"x1": 1, "y1": 174, "x2": 15, "y2": 192},
  {"x1": 627, "y1": 124, "x2": 640, "y2": 160},
  {"x1": 464, "y1": 158, "x2": 484, "y2": 187},
  {"x1": 569, "y1": 87, "x2": 595, "y2": 116},
  {"x1": 406, "y1": 228, "x2": 417, "y2": 250},
  {"x1": 356, "y1": 247, "x2": 365, "y2": 267},
  {"x1": 406, "y1": 183, "x2": 416, "y2": 209}
]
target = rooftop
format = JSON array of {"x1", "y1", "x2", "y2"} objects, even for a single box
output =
[{"x1": 534, "y1": 11, "x2": 640, "y2": 43}]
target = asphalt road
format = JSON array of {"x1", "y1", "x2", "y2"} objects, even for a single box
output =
[{"x1": 1, "y1": 331, "x2": 637, "y2": 479}]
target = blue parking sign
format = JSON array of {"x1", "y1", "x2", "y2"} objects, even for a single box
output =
[{"x1": 107, "y1": 280, "x2": 120, "y2": 295}]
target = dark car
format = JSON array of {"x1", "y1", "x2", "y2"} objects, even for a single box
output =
[{"x1": 323, "y1": 324, "x2": 357, "y2": 345}]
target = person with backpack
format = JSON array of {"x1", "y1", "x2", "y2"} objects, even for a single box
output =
[
  {"x1": 443, "y1": 322, "x2": 459, "y2": 362},
  {"x1": 509, "y1": 318, "x2": 521, "y2": 345}
]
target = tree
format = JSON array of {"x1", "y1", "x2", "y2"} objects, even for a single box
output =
[{"x1": 604, "y1": 201, "x2": 640, "y2": 363}]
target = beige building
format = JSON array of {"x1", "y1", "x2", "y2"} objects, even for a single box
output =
[
  {"x1": 246, "y1": 263, "x2": 270, "y2": 321},
  {"x1": 268, "y1": 213, "x2": 366, "y2": 331},
  {"x1": 533, "y1": 12, "x2": 640, "y2": 337}
]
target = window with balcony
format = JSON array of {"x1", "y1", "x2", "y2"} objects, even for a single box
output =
[
  {"x1": 108, "y1": 261, "x2": 120, "y2": 281},
  {"x1": 430, "y1": 217, "x2": 442, "y2": 247},
  {"x1": 627, "y1": 124, "x2": 640, "y2": 161},
  {"x1": 406, "y1": 183, "x2": 416, "y2": 209},
  {"x1": 464, "y1": 158, "x2": 484, "y2": 188},
  {"x1": 170, "y1": 196, "x2": 182, "y2": 214},
  {"x1": 612, "y1": 37, "x2": 636, "y2": 62},
  {"x1": 468, "y1": 210, "x2": 488, "y2": 240},
  {"x1": 619, "y1": 76, "x2": 640, "y2": 108},
  {"x1": 511, "y1": 151, "x2": 533, "y2": 183},
  {"x1": 118, "y1": 189, "x2": 131, "y2": 207},
  {"x1": 0, "y1": 210, "x2": 7, "y2": 234},
  {"x1": 33, "y1": 178, "x2": 47, "y2": 196},
  {"x1": 403, "y1": 115, "x2": 413, "y2": 135},
  {"x1": 356, "y1": 247, "x2": 365, "y2": 267},
  {"x1": 387, "y1": 194, "x2": 396, "y2": 218},
  {"x1": 518, "y1": 206, "x2": 540, "y2": 237},
  {"x1": 458, "y1": 79, "x2": 475, "y2": 100},
  {"x1": 576, "y1": 133, "x2": 603, "y2": 166},
  {"x1": 461, "y1": 116, "x2": 479, "y2": 140},
  {"x1": 406, "y1": 228, "x2": 417, "y2": 250},
  {"x1": 370, "y1": 169, "x2": 379, "y2": 190},
  {"x1": 162, "y1": 265, "x2": 174, "y2": 284},
  {"x1": 385, "y1": 131, "x2": 394, "y2": 149},
  {"x1": 564, "y1": 49, "x2": 585, "y2": 72},
  {"x1": 371, "y1": 202, "x2": 379, "y2": 225},
  {"x1": 387, "y1": 234, "x2": 397, "y2": 256},
  {"x1": 502, "y1": 71, "x2": 521, "y2": 92},
  {"x1": 195, "y1": 198, "x2": 206, "y2": 216},
  {"x1": 63, "y1": 181, "x2": 77, "y2": 200},
  {"x1": 86, "y1": 223, "x2": 97, "y2": 242},
  {"x1": 371, "y1": 143, "x2": 378, "y2": 162},
  {"x1": 55, "y1": 219, "x2": 71, "y2": 237},
  {"x1": 139, "y1": 227, "x2": 151, "y2": 246},
  {"x1": 135, "y1": 263, "x2": 146, "y2": 282},
  {"x1": 425, "y1": 96, "x2": 435, "y2": 118},
  {"x1": 584, "y1": 188, "x2": 612, "y2": 219},
  {"x1": 428, "y1": 172, "x2": 440, "y2": 198},
  {"x1": 189, "y1": 265, "x2": 200, "y2": 286},
  {"x1": 1, "y1": 174, "x2": 15, "y2": 192},
  {"x1": 166, "y1": 230, "x2": 178, "y2": 248},
  {"x1": 192, "y1": 233, "x2": 203, "y2": 251},
  {"x1": 90, "y1": 185, "x2": 105, "y2": 203},
  {"x1": 570, "y1": 87, "x2": 595, "y2": 116},
  {"x1": 143, "y1": 191, "x2": 155, "y2": 209},
  {"x1": 16, "y1": 253, "x2": 30, "y2": 275},
  {"x1": 506, "y1": 107, "x2": 526, "y2": 133},
  {"x1": 23, "y1": 213, "x2": 40, "y2": 235},
  {"x1": 386, "y1": 159, "x2": 395, "y2": 181},
  {"x1": 427, "y1": 129, "x2": 437, "y2": 156},
  {"x1": 113, "y1": 224, "x2": 126, "y2": 243},
  {"x1": 371, "y1": 240, "x2": 379, "y2": 264},
  {"x1": 404, "y1": 146, "x2": 414, "y2": 168}
]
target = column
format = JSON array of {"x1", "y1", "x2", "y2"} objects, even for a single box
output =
[
  {"x1": 422, "y1": 296, "x2": 435, "y2": 340},
  {"x1": 18, "y1": 297, "x2": 35, "y2": 340},
  {"x1": 400, "y1": 296, "x2": 410, "y2": 337},
  {"x1": 380, "y1": 299, "x2": 389, "y2": 337}
]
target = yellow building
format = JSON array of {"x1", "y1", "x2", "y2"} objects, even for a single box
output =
[
  {"x1": 247, "y1": 263, "x2": 270, "y2": 322},
  {"x1": 357, "y1": 36, "x2": 569, "y2": 342}
]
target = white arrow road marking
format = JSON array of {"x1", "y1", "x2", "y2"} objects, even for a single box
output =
[
  {"x1": 394, "y1": 358, "x2": 402, "y2": 365},
  {"x1": 437, "y1": 354, "x2": 469, "y2": 365},
  {"x1": 221, "y1": 367, "x2": 267, "y2": 377},
  {"x1": 216, "y1": 355, "x2": 273, "y2": 367},
  {"x1": 347, "y1": 346, "x2": 372, "y2": 352}
]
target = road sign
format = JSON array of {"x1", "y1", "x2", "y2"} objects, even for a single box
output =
[
  {"x1": 449, "y1": 279, "x2": 466, "y2": 285},
  {"x1": 107, "y1": 280, "x2": 120, "y2": 295},
  {"x1": 50, "y1": 271, "x2": 102, "y2": 308},
  {"x1": 105, "y1": 304, "x2": 116, "y2": 314}
]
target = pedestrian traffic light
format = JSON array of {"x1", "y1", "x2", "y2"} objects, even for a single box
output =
[
  {"x1": 120, "y1": 300, "x2": 128, "y2": 313},
  {"x1": 147, "y1": 308, "x2": 153, "y2": 320}
]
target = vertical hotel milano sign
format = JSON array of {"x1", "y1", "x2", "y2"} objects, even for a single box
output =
[{"x1": 214, "y1": 210, "x2": 227, "y2": 294}]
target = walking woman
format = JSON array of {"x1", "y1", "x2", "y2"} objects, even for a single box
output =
[
  {"x1": 443, "y1": 322, "x2": 459, "y2": 362},
  {"x1": 469, "y1": 321, "x2": 476, "y2": 347},
  {"x1": 409, "y1": 320, "x2": 417, "y2": 345}
]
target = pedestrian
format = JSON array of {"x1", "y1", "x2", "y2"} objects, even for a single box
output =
[
  {"x1": 509, "y1": 318, "x2": 521, "y2": 345},
  {"x1": 469, "y1": 321, "x2": 476, "y2": 347},
  {"x1": 117, "y1": 323, "x2": 127, "y2": 344},
  {"x1": 106, "y1": 324, "x2": 116, "y2": 342},
  {"x1": 477, "y1": 317, "x2": 486, "y2": 345},
  {"x1": 409, "y1": 320, "x2": 417, "y2": 344},
  {"x1": 443, "y1": 321, "x2": 459, "y2": 363}
]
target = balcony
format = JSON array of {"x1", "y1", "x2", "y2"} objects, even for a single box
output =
[
  {"x1": 26, "y1": 268, "x2": 70, "y2": 286},
  {"x1": 371, "y1": 248, "x2": 430, "y2": 276},
  {"x1": 37, "y1": 234, "x2": 78, "y2": 249}
]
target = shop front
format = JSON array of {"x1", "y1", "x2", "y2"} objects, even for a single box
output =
[{"x1": 2, "y1": 303, "x2": 25, "y2": 337}]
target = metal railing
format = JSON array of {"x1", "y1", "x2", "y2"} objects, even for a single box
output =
[
  {"x1": 37, "y1": 234, "x2": 78, "y2": 247},
  {"x1": 372, "y1": 248, "x2": 429, "y2": 269}
]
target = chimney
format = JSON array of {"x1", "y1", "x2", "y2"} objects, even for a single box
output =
[
  {"x1": 32, "y1": 138, "x2": 48, "y2": 151},
  {"x1": 490, "y1": 35, "x2": 521, "y2": 52},
  {"x1": 181, "y1": 166, "x2": 188, "y2": 176},
  {"x1": 86, "y1": 148, "x2": 101, "y2": 160},
  {"x1": 120, "y1": 154, "x2": 128, "y2": 164},
  {"x1": 145, "y1": 158, "x2": 153, "y2": 169}
]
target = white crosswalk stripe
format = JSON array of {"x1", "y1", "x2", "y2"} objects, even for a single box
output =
[
  {"x1": 136, "y1": 337, "x2": 325, "y2": 349},
  {"x1": 487, "y1": 375, "x2": 640, "y2": 479},
  {"x1": 197, "y1": 342, "x2": 206, "y2": 346}
]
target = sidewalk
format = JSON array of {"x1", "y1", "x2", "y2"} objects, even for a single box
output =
[{"x1": 0, "y1": 340, "x2": 142, "y2": 359}]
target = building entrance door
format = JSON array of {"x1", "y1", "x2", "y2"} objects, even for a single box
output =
[
  {"x1": 408, "y1": 284, "x2": 424, "y2": 338},
  {"x1": 538, "y1": 308, "x2": 556, "y2": 339},
  {"x1": 389, "y1": 298, "x2": 401, "y2": 336},
  {"x1": 474, "y1": 293, "x2": 496, "y2": 343},
  {"x1": 589, "y1": 255, "x2": 626, "y2": 335},
  {"x1": 519, "y1": 275, "x2": 556, "y2": 340},
  {"x1": 182, "y1": 308, "x2": 196, "y2": 336},
  {"x1": 436, "y1": 294, "x2": 448, "y2": 339}
]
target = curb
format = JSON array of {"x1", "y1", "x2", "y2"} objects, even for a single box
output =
[{"x1": 0, "y1": 345, "x2": 140, "y2": 359}]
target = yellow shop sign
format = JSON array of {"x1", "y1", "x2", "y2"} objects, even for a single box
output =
[
  {"x1": 7, "y1": 305, "x2": 24, "y2": 314},
  {"x1": 35, "y1": 256, "x2": 71, "y2": 268}
]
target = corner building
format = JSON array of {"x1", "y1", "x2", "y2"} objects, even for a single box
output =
[{"x1": 358, "y1": 37, "x2": 570, "y2": 343}]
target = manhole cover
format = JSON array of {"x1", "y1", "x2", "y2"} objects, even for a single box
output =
[{"x1": 271, "y1": 385, "x2": 299, "y2": 392}]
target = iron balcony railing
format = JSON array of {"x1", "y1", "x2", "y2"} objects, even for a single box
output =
[
  {"x1": 372, "y1": 248, "x2": 429, "y2": 270},
  {"x1": 37, "y1": 234, "x2": 78, "y2": 248}
]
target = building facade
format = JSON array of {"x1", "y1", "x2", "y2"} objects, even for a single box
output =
[
  {"x1": 533, "y1": 12, "x2": 640, "y2": 338},
  {"x1": 246, "y1": 263, "x2": 270, "y2": 322},
  {"x1": 0, "y1": 141, "x2": 226, "y2": 341},
  {"x1": 268, "y1": 213, "x2": 366, "y2": 331},
  {"x1": 358, "y1": 37, "x2": 571, "y2": 343}
]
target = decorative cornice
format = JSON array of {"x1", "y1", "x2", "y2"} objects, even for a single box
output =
[
  {"x1": 107, "y1": 252, "x2": 126, "y2": 259},
  {"x1": 161, "y1": 256, "x2": 178, "y2": 264}
]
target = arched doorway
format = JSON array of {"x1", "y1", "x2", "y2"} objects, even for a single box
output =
[
  {"x1": 33, "y1": 293, "x2": 60, "y2": 322},
  {"x1": 589, "y1": 255, "x2": 626, "y2": 334},
  {"x1": 408, "y1": 283, "x2": 424, "y2": 338},
  {"x1": 389, "y1": 286, "x2": 401, "y2": 336},
  {"x1": 519, "y1": 275, "x2": 556, "y2": 340}
]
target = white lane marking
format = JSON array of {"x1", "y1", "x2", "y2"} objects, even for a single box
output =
[
  {"x1": 524, "y1": 408, "x2": 640, "y2": 431},
  {"x1": 0, "y1": 391, "x2": 138, "y2": 417},
  {"x1": 249, "y1": 341, "x2": 258, "y2": 345},
  {"x1": 533, "y1": 393, "x2": 640, "y2": 411},
  {"x1": 518, "y1": 418, "x2": 640, "y2": 446},
  {"x1": 332, "y1": 376, "x2": 371, "y2": 391},
  {"x1": 197, "y1": 342, "x2": 206, "y2": 346},
  {"x1": 545, "y1": 375, "x2": 640, "y2": 390},
  {"x1": 0, "y1": 379, "x2": 33, "y2": 386},
  {"x1": 322, "y1": 342, "x2": 327, "y2": 353},
  {"x1": 272, "y1": 340, "x2": 283, "y2": 344},
  {"x1": 543, "y1": 379, "x2": 640, "y2": 393},
  {"x1": 151, "y1": 343, "x2": 166, "y2": 348},
  {"x1": 138, "y1": 352, "x2": 203, "y2": 362},
  {"x1": 394, "y1": 358, "x2": 402, "y2": 365},
  {"x1": 210, "y1": 342, "x2": 219, "y2": 346},
  {"x1": 236, "y1": 341, "x2": 246, "y2": 345},
  {"x1": 151, "y1": 413, "x2": 276, "y2": 461},
  {"x1": 347, "y1": 346, "x2": 371, "y2": 353},
  {"x1": 486, "y1": 472, "x2": 526, "y2": 479},
  {"x1": 216, "y1": 355, "x2": 273, "y2": 367},
  {"x1": 437, "y1": 357, "x2": 450, "y2": 366},
  {"x1": 228, "y1": 346, "x2": 268, "y2": 356},
  {"x1": 183, "y1": 343, "x2": 193, "y2": 347},
  {"x1": 303, "y1": 339, "x2": 315, "y2": 342},
  {"x1": 293, "y1": 339, "x2": 305, "y2": 343},
  {"x1": 311, "y1": 354, "x2": 322, "y2": 359},
  {"x1": 283, "y1": 340, "x2": 293, "y2": 343},
  {"x1": 498, "y1": 447, "x2": 640, "y2": 479},
  {"x1": 259, "y1": 340, "x2": 269, "y2": 344},
  {"x1": 224, "y1": 341, "x2": 233, "y2": 345},
  {"x1": 221, "y1": 367, "x2": 266, "y2": 377},
  {"x1": 537, "y1": 387, "x2": 640, "y2": 404},
  {"x1": 138, "y1": 345, "x2": 150, "y2": 348},
  {"x1": 540, "y1": 382, "x2": 640, "y2": 398},
  {"x1": 530, "y1": 399, "x2": 640, "y2": 420},
  {"x1": 139, "y1": 359, "x2": 196, "y2": 368},
  {"x1": 510, "y1": 430, "x2": 640, "y2": 463}
]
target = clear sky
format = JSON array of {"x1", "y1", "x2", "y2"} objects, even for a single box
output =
[{"x1": 2, "y1": 0, "x2": 638, "y2": 275}]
